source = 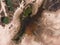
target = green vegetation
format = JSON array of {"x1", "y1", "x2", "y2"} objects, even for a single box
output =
[
  {"x1": 6, "y1": 0, "x2": 14, "y2": 11},
  {"x1": 23, "y1": 6, "x2": 32, "y2": 16},
  {"x1": 1, "y1": 17, "x2": 9, "y2": 24}
]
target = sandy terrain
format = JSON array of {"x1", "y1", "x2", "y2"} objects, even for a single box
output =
[
  {"x1": 0, "y1": 0, "x2": 43, "y2": 45},
  {"x1": 0, "y1": 0, "x2": 60, "y2": 45}
]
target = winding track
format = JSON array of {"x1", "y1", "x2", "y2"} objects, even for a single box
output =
[{"x1": 0, "y1": 0, "x2": 43, "y2": 45}]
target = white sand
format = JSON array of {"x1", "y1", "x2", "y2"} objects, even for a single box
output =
[{"x1": 0, "y1": 0, "x2": 53, "y2": 45}]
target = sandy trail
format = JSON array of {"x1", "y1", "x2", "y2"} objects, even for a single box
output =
[{"x1": 0, "y1": 0, "x2": 44, "y2": 45}]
